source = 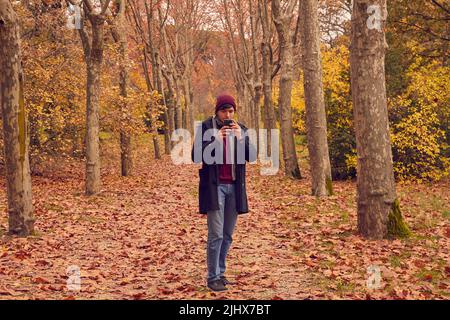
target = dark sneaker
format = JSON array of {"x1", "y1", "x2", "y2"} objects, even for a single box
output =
[
  {"x1": 220, "y1": 276, "x2": 233, "y2": 286},
  {"x1": 207, "y1": 279, "x2": 228, "y2": 292}
]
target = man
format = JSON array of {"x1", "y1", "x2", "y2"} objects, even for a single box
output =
[{"x1": 191, "y1": 94, "x2": 256, "y2": 292}]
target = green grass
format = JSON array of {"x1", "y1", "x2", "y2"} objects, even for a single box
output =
[
  {"x1": 428, "y1": 195, "x2": 448, "y2": 212},
  {"x1": 335, "y1": 279, "x2": 356, "y2": 293},
  {"x1": 30, "y1": 229, "x2": 44, "y2": 238},
  {"x1": 313, "y1": 274, "x2": 357, "y2": 295},
  {"x1": 340, "y1": 211, "x2": 350, "y2": 222},
  {"x1": 411, "y1": 193, "x2": 448, "y2": 216},
  {"x1": 294, "y1": 135, "x2": 309, "y2": 167},
  {"x1": 416, "y1": 269, "x2": 443, "y2": 285},
  {"x1": 406, "y1": 192, "x2": 448, "y2": 231},
  {"x1": 389, "y1": 255, "x2": 402, "y2": 268},
  {"x1": 319, "y1": 259, "x2": 336, "y2": 270},
  {"x1": 44, "y1": 202, "x2": 65, "y2": 212}
]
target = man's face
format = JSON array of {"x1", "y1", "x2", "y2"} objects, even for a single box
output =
[{"x1": 216, "y1": 106, "x2": 235, "y2": 122}]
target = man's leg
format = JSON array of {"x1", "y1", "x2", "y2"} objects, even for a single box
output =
[
  {"x1": 219, "y1": 184, "x2": 238, "y2": 278},
  {"x1": 206, "y1": 184, "x2": 226, "y2": 283}
]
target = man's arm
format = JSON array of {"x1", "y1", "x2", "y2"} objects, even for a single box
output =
[
  {"x1": 191, "y1": 122, "x2": 203, "y2": 163},
  {"x1": 191, "y1": 121, "x2": 219, "y2": 164},
  {"x1": 237, "y1": 126, "x2": 257, "y2": 163}
]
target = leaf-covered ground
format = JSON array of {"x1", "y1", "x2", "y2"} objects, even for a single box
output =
[{"x1": 0, "y1": 142, "x2": 448, "y2": 299}]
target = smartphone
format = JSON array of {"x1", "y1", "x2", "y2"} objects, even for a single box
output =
[{"x1": 224, "y1": 119, "x2": 233, "y2": 126}]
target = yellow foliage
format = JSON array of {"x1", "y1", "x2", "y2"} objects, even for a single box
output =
[{"x1": 390, "y1": 58, "x2": 450, "y2": 181}]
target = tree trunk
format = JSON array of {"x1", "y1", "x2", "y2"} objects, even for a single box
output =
[
  {"x1": 261, "y1": 42, "x2": 275, "y2": 155},
  {"x1": 174, "y1": 77, "x2": 183, "y2": 130},
  {"x1": 159, "y1": 6, "x2": 181, "y2": 133},
  {"x1": 253, "y1": 85, "x2": 262, "y2": 132},
  {"x1": 155, "y1": 55, "x2": 171, "y2": 155},
  {"x1": 300, "y1": 0, "x2": 333, "y2": 196},
  {"x1": 116, "y1": 0, "x2": 132, "y2": 176},
  {"x1": 150, "y1": 52, "x2": 170, "y2": 156},
  {"x1": 142, "y1": 51, "x2": 161, "y2": 160},
  {"x1": 250, "y1": 0, "x2": 262, "y2": 138},
  {"x1": 120, "y1": 131, "x2": 131, "y2": 175},
  {"x1": 0, "y1": 0, "x2": 35, "y2": 236},
  {"x1": 183, "y1": 77, "x2": 193, "y2": 134},
  {"x1": 350, "y1": 0, "x2": 410, "y2": 239},
  {"x1": 272, "y1": 0, "x2": 301, "y2": 179},
  {"x1": 189, "y1": 79, "x2": 194, "y2": 123},
  {"x1": 145, "y1": 2, "x2": 168, "y2": 155},
  {"x1": 242, "y1": 87, "x2": 251, "y2": 127},
  {"x1": 84, "y1": 16, "x2": 104, "y2": 195},
  {"x1": 152, "y1": 132, "x2": 160, "y2": 159},
  {"x1": 162, "y1": 70, "x2": 175, "y2": 145},
  {"x1": 259, "y1": 0, "x2": 276, "y2": 156},
  {"x1": 181, "y1": 26, "x2": 195, "y2": 135}
]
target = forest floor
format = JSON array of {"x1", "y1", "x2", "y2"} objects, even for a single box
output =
[{"x1": 0, "y1": 137, "x2": 448, "y2": 300}]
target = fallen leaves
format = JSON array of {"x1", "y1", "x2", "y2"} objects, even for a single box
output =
[
  {"x1": 0, "y1": 152, "x2": 448, "y2": 300},
  {"x1": 32, "y1": 277, "x2": 51, "y2": 284}
]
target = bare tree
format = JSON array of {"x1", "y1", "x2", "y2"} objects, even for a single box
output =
[
  {"x1": 318, "y1": 0, "x2": 352, "y2": 46},
  {"x1": 220, "y1": 0, "x2": 261, "y2": 129},
  {"x1": 157, "y1": 0, "x2": 211, "y2": 140},
  {"x1": 128, "y1": 0, "x2": 163, "y2": 158}
]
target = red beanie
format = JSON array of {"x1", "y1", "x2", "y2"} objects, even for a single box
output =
[{"x1": 215, "y1": 94, "x2": 236, "y2": 113}]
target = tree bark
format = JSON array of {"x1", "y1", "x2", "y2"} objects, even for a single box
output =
[
  {"x1": 173, "y1": 77, "x2": 183, "y2": 130},
  {"x1": 84, "y1": 16, "x2": 104, "y2": 195},
  {"x1": 272, "y1": 0, "x2": 301, "y2": 179},
  {"x1": 115, "y1": 0, "x2": 132, "y2": 176},
  {"x1": 162, "y1": 69, "x2": 175, "y2": 143},
  {"x1": 183, "y1": 77, "x2": 193, "y2": 133},
  {"x1": 142, "y1": 50, "x2": 161, "y2": 160},
  {"x1": 143, "y1": 1, "x2": 162, "y2": 159},
  {"x1": 258, "y1": 0, "x2": 276, "y2": 156},
  {"x1": 300, "y1": 0, "x2": 333, "y2": 196},
  {"x1": 144, "y1": 1, "x2": 166, "y2": 155},
  {"x1": 249, "y1": 0, "x2": 262, "y2": 145},
  {"x1": 0, "y1": 0, "x2": 35, "y2": 236},
  {"x1": 155, "y1": 52, "x2": 171, "y2": 155},
  {"x1": 79, "y1": 0, "x2": 111, "y2": 195},
  {"x1": 350, "y1": 0, "x2": 410, "y2": 239}
]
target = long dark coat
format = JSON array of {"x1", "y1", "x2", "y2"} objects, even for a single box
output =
[{"x1": 191, "y1": 116, "x2": 257, "y2": 214}]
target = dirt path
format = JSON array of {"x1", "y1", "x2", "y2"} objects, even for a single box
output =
[
  {"x1": 0, "y1": 155, "x2": 312, "y2": 299},
  {"x1": 1, "y1": 153, "x2": 448, "y2": 300}
]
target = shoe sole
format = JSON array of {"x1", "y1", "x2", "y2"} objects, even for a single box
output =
[
  {"x1": 207, "y1": 284, "x2": 228, "y2": 292},
  {"x1": 208, "y1": 288, "x2": 227, "y2": 292}
]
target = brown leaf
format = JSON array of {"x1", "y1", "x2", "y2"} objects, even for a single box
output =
[{"x1": 33, "y1": 277, "x2": 51, "y2": 284}]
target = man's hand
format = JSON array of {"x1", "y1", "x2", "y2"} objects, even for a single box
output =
[
  {"x1": 218, "y1": 126, "x2": 231, "y2": 138},
  {"x1": 230, "y1": 121, "x2": 243, "y2": 140},
  {"x1": 216, "y1": 120, "x2": 242, "y2": 140}
]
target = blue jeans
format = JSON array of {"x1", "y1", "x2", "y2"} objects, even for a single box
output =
[{"x1": 206, "y1": 183, "x2": 238, "y2": 283}]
